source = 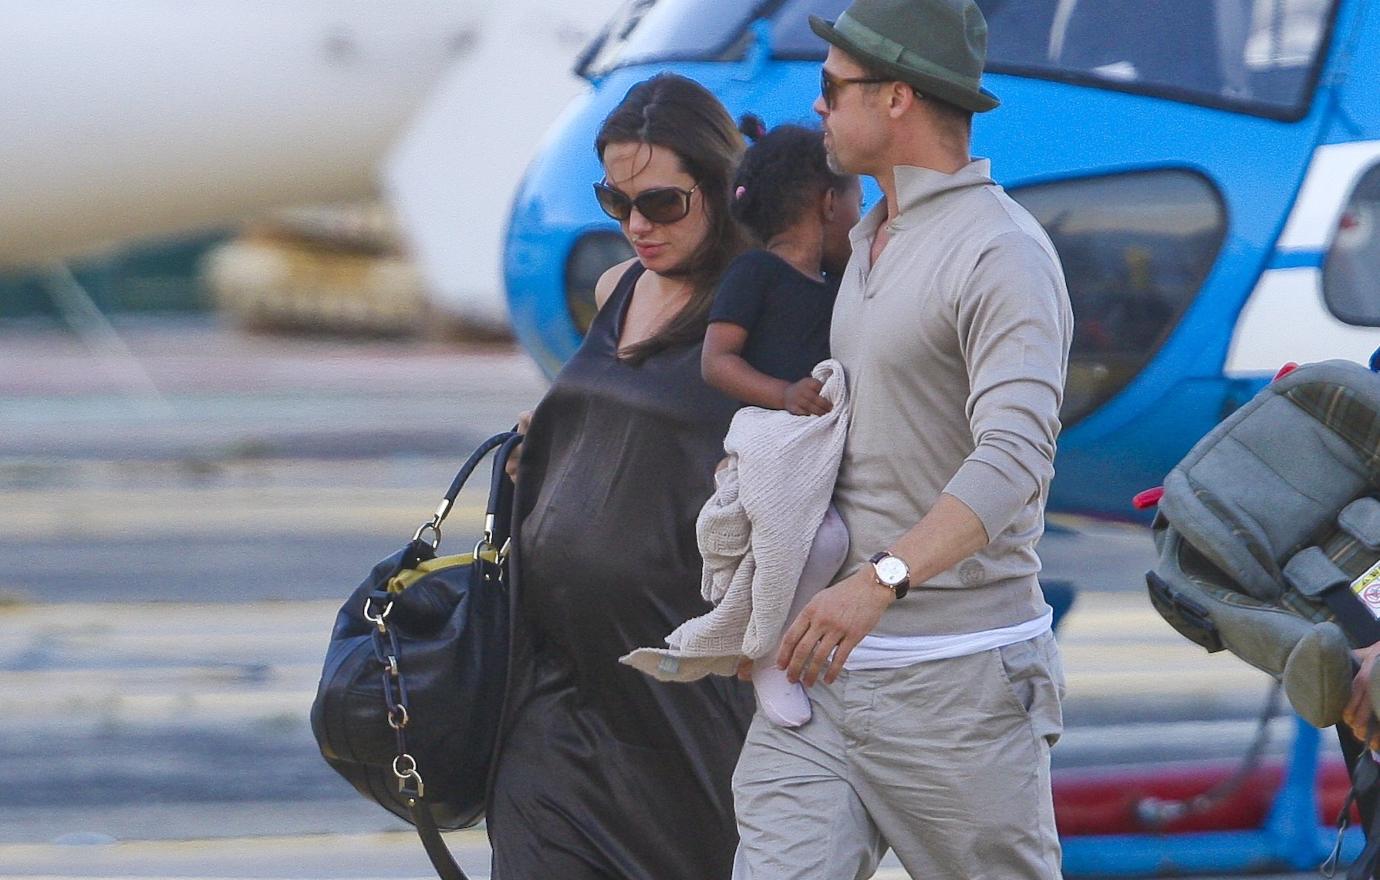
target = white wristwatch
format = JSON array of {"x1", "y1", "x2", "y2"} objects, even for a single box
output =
[{"x1": 868, "y1": 551, "x2": 910, "y2": 599}]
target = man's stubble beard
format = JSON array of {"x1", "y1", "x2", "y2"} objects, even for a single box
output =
[{"x1": 825, "y1": 139, "x2": 866, "y2": 177}]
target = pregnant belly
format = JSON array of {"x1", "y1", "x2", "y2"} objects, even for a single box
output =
[{"x1": 518, "y1": 490, "x2": 708, "y2": 653}]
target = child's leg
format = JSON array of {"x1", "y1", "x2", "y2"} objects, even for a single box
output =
[
  {"x1": 752, "y1": 506, "x2": 850, "y2": 727},
  {"x1": 790, "y1": 505, "x2": 849, "y2": 618}
]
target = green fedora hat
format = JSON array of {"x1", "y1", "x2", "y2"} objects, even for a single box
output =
[{"x1": 810, "y1": 0, "x2": 999, "y2": 113}]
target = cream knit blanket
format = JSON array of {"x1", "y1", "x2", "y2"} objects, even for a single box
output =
[{"x1": 621, "y1": 359, "x2": 850, "y2": 682}]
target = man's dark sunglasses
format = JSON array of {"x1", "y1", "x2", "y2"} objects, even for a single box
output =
[
  {"x1": 820, "y1": 69, "x2": 891, "y2": 108},
  {"x1": 593, "y1": 181, "x2": 699, "y2": 224}
]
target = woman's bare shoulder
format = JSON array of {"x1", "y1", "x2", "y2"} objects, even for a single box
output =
[{"x1": 594, "y1": 258, "x2": 640, "y2": 310}]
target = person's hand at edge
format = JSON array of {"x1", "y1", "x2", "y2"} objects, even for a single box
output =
[{"x1": 1345, "y1": 642, "x2": 1380, "y2": 749}]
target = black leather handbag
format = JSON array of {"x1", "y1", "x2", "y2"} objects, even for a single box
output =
[{"x1": 311, "y1": 431, "x2": 522, "y2": 880}]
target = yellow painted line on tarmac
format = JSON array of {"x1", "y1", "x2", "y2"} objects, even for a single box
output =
[
  {"x1": 1, "y1": 595, "x2": 1262, "y2": 708},
  {"x1": 13, "y1": 688, "x2": 315, "y2": 724},
  {"x1": 0, "y1": 599, "x2": 342, "y2": 618},
  {"x1": 0, "y1": 877, "x2": 444, "y2": 880},
  {"x1": 0, "y1": 831, "x2": 487, "y2": 880},
  {"x1": 0, "y1": 829, "x2": 489, "y2": 855},
  {"x1": 1, "y1": 591, "x2": 1267, "y2": 734},
  {"x1": 0, "y1": 488, "x2": 487, "y2": 539}
]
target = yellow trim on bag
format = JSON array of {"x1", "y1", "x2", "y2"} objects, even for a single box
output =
[{"x1": 386, "y1": 549, "x2": 501, "y2": 594}]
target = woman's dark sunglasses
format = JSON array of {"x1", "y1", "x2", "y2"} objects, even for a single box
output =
[{"x1": 593, "y1": 181, "x2": 699, "y2": 224}]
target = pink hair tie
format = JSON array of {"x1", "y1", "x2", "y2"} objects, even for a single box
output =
[{"x1": 734, "y1": 186, "x2": 747, "y2": 200}]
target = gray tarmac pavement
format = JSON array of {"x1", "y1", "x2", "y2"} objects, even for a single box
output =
[
  {"x1": 0, "y1": 317, "x2": 548, "y2": 461},
  {"x1": 0, "y1": 318, "x2": 1347, "y2": 878},
  {"x1": 0, "y1": 833, "x2": 1325, "y2": 880}
]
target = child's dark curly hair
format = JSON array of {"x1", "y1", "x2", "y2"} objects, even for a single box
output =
[{"x1": 730, "y1": 115, "x2": 855, "y2": 244}]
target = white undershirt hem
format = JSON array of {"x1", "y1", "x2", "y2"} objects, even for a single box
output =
[{"x1": 843, "y1": 608, "x2": 1054, "y2": 671}]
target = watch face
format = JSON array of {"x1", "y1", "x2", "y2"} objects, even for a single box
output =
[{"x1": 876, "y1": 556, "x2": 908, "y2": 585}]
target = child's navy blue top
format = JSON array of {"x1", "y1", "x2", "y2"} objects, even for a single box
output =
[{"x1": 707, "y1": 249, "x2": 838, "y2": 384}]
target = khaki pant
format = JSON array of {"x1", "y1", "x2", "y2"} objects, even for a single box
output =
[{"x1": 731, "y1": 631, "x2": 1065, "y2": 880}]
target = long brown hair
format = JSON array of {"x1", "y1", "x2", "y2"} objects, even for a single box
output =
[{"x1": 595, "y1": 73, "x2": 749, "y2": 365}]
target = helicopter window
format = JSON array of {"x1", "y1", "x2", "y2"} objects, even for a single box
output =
[
  {"x1": 582, "y1": 0, "x2": 764, "y2": 76},
  {"x1": 565, "y1": 231, "x2": 635, "y2": 335},
  {"x1": 767, "y1": 0, "x2": 1336, "y2": 119},
  {"x1": 1016, "y1": 0, "x2": 1336, "y2": 117},
  {"x1": 1010, "y1": 170, "x2": 1226, "y2": 425},
  {"x1": 769, "y1": 0, "x2": 847, "y2": 57},
  {"x1": 1322, "y1": 164, "x2": 1380, "y2": 328},
  {"x1": 992, "y1": 0, "x2": 1340, "y2": 118}
]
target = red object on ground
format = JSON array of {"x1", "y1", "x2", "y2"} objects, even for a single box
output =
[
  {"x1": 1132, "y1": 487, "x2": 1165, "y2": 510},
  {"x1": 1053, "y1": 758, "x2": 1356, "y2": 836},
  {"x1": 1274, "y1": 362, "x2": 1300, "y2": 382}
]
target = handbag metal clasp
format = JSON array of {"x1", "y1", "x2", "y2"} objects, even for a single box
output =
[
  {"x1": 363, "y1": 596, "x2": 394, "y2": 631},
  {"x1": 412, "y1": 516, "x2": 442, "y2": 550},
  {"x1": 393, "y1": 753, "x2": 425, "y2": 799}
]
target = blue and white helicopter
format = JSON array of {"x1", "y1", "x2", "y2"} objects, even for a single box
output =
[{"x1": 503, "y1": 0, "x2": 1380, "y2": 521}]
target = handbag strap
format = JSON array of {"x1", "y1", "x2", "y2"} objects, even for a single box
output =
[
  {"x1": 408, "y1": 800, "x2": 470, "y2": 880},
  {"x1": 390, "y1": 430, "x2": 524, "y2": 880},
  {"x1": 411, "y1": 431, "x2": 521, "y2": 553},
  {"x1": 481, "y1": 432, "x2": 525, "y2": 553}
]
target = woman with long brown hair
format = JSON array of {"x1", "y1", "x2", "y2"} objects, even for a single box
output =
[{"x1": 486, "y1": 73, "x2": 755, "y2": 880}]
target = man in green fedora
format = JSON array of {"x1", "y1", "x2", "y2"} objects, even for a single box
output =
[{"x1": 730, "y1": 0, "x2": 1074, "y2": 877}]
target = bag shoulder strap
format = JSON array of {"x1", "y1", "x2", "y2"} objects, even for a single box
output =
[
  {"x1": 410, "y1": 801, "x2": 470, "y2": 880},
  {"x1": 405, "y1": 432, "x2": 521, "y2": 565},
  {"x1": 440, "y1": 431, "x2": 518, "y2": 521}
]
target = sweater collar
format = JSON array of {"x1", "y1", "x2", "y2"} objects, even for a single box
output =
[
  {"x1": 894, "y1": 158, "x2": 993, "y2": 216},
  {"x1": 851, "y1": 157, "x2": 994, "y2": 244}
]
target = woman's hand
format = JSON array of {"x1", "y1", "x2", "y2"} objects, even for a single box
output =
[
  {"x1": 783, "y1": 377, "x2": 832, "y2": 416},
  {"x1": 505, "y1": 410, "x2": 533, "y2": 481}
]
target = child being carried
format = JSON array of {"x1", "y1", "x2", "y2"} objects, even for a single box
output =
[{"x1": 622, "y1": 119, "x2": 861, "y2": 728}]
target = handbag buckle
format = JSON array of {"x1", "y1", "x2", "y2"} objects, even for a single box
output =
[
  {"x1": 362, "y1": 596, "x2": 394, "y2": 631},
  {"x1": 412, "y1": 517, "x2": 442, "y2": 550},
  {"x1": 393, "y1": 753, "x2": 425, "y2": 800}
]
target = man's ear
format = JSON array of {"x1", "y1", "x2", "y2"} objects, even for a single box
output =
[
  {"x1": 888, "y1": 82, "x2": 918, "y2": 118},
  {"x1": 821, "y1": 187, "x2": 837, "y2": 222}
]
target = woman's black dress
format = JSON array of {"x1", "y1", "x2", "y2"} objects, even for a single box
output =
[{"x1": 488, "y1": 263, "x2": 754, "y2": 880}]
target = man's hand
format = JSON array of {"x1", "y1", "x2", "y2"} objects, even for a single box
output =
[
  {"x1": 783, "y1": 378, "x2": 832, "y2": 416},
  {"x1": 1345, "y1": 643, "x2": 1380, "y2": 749},
  {"x1": 777, "y1": 568, "x2": 893, "y2": 686}
]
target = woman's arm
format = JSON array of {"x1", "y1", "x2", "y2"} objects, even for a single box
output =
[{"x1": 702, "y1": 322, "x2": 829, "y2": 414}]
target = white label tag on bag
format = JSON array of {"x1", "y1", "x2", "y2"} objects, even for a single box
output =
[{"x1": 1351, "y1": 559, "x2": 1380, "y2": 620}]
